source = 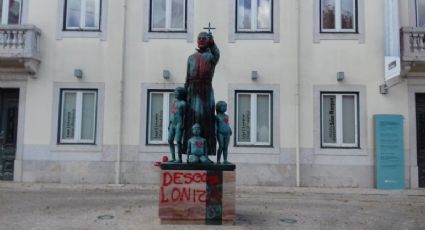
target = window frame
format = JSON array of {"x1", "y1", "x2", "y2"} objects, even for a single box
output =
[
  {"x1": 228, "y1": 0, "x2": 280, "y2": 42},
  {"x1": 319, "y1": 0, "x2": 358, "y2": 33},
  {"x1": 0, "y1": 0, "x2": 23, "y2": 25},
  {"x1": 63, "y1": 0, "x2": 102, "y2": 32},
  {"x1": 56, "y1": 0, "x2": 108, "y2": 40},
  {"x1": 143, "y1": 0, "x2": 194, "y2": 42},
  {"x1": 234, "y1": 90, "x2": 273, "y2": 147},
  {"x1": 58, "y1": 89, "x2": 98, "y2": 145},
  {"x1": 313, "y1": 0, "x2": 364, "y2": 43},
  {"x1": 149, "y1": 0, "x2": 187, "y2": 33},
  {"x1": 320, "y1": 92, "x2": 359, "y2": 149},
  {"x1": 146, "y1": 89, "x2": 175, "y2": 145},
  {"x1": 235, "y1": 0, "x2": 274, "y2": 33}
]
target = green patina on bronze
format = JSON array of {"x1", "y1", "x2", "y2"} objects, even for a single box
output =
[
  {"x1": 168, "y1": 87, "x2": 186, "y2": 163},
  {"x1": 183, "y1": 31, "x2": 220, "y2": 156},
  {"x1": 215, "y1": 101, "x2": 232, "y2": 164},
  {"x1": 187, "y1": 124, "x2": 213, "y2": 164}
]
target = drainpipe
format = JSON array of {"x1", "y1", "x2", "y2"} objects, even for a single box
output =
[
  {"x1": 115, "y1": 0, "x2": 127, "y2": 185},
  {"x1": 295, "y1": 0, "x2": 301, "y2": 187}
]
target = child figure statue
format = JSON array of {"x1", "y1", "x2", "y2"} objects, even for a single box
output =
[
  {"x1": 187, "y1": 123, "x2": 212, "y2": 164},
  {"x1": 168, "y1": 87, "x2": 186, "y2": 163},
  {"x1": 215, "y1": 101, "x2": 232, "y2": 164}
]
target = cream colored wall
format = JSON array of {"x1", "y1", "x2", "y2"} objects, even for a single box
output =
[
  {"x1": 123, "y1": 0, "x2": 299, "y2": 147},
  {"x1": 299, "y1": 0, "x2": 410, "y2": 149},
  {"x1": 23, "y1": 0, "x2": 125, "y2": 145},
  {"x1": 21, "y1": 0, "x2": 412, "y2": 154}
]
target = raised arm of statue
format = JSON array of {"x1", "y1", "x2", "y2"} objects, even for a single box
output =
[{"x1": 209, "y1": 42, "x2": 220, "y2": 66}]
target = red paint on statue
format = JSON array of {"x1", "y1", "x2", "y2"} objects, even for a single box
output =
[
  {"x1": 224, "y1": 118, "x2": 229, "y2": 124},
  {"x1": 171, "y1": 101, "x2": 177, "y2": 113},
  {"x1": 195, "y1": 54, "x2": 211, "y2": 79},
  {"x1": 195, "y1": 141, "x2": 204, "y2": 148}
]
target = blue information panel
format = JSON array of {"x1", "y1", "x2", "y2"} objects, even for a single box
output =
[{"x1": 375, "y1": 115, "x2": 404, "y2": 190}]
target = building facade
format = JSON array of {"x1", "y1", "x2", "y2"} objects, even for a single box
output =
[{"x1": 0, "y1": 0, "x2": 422, "y2": 188}]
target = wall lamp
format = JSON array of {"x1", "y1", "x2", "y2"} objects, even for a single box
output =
[
  {"x1": 251, "y1": 71, "x2": 258, "y2": 81},
  {"x1": 163, "y1": 70, "x2": 171, "y2": 80},
  {"x1": 74, "y1": 69, "x2": 83, "y2": 79},
  {"x1": 337, "y1": 71, "x2": 345, "y2": 82}
]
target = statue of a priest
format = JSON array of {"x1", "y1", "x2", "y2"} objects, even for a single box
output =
[{"x1": 183, "y1": 31, "x2": 220, "y2": 156}]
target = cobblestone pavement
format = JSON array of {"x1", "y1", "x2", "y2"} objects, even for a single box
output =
[{"x1": 0, "y1": 182, "x2": 424, "y2": 230}]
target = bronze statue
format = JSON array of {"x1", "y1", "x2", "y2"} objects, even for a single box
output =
[
  {"x1": 183, "y1": 31, "x2": 220, "y2": 156},
  {"x1": 187, "y1": 124, "x2": 212, "y2": 164},
  {"x1": 168, "y1": 87, "x2": 186, "y2": 163},
  {"x1": 215, "y1": 101, "x2": 232, "y2": 164}
]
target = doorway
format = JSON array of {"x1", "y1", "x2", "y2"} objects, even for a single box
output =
[
  {"x1": 0, "y1": 89, "x2": 19, "y2": 181},
  {"x1": 416, "y1": 93, "x2": 425, "y2": 187}
]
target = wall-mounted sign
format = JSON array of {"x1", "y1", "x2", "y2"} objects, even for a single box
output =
[{"x1": 375, "y1": 115, "x2": 404, "y2": 190}]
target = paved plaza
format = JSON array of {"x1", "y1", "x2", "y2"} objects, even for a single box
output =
[{"x1": 0, "y1": 182, "x2": 424, "y2": 230}]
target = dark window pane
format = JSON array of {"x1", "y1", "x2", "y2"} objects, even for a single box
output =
[
  {"x1": 152, "y1": 0, "x2": 166, "y2": 29},
  {"x1": 7, "y1": 0, "x2": 21, "y2": 24},
  {"x1": 237, "y1": 0, "x2": 252, "y2": 30},
  {"x1": 257, "y1": 0, "x2": 271, "y2": 30},
  {"x1": 341, "y1": 0, "x2": 354, "y2": 29},
  {"x1": 61, "y1": 92, "x2": 77, "y2": 140},
  {"x1": 256, "y1": 94, "x2": 270, "y2": 143},
  {"x1": 237, "y1": 94, "x2": 251, "y2": 143},
  {"x1": 342, "y1": 95, "x2": 356, "y2": 144},
  {"x1": 322, "y1": 95, "x2": 337, "y2": 144},
  {"x1": 418, "y1": 0, "x2": 425, "y2": 27},
  {"x1": 321, "y1": 0, "x2": 335, "y2": 29},
  {"x1": 84, "y1": 0, "x2": 99, "y2": 29},
  {"x1": 170, "y1": 0, "x2": 184, "y2": 29},
  {"x1": 0, "y1": 0, "x2": 3, "y2": 24},
  {"x1": 66, "y1": 0, "x2": 81, "y2": 28},
  {"x1": 81, "y1": 92, "x2": 96, "y2": 141},
  {"x1": 150, "y1": 93, "x2": 164, "y2": 141}
]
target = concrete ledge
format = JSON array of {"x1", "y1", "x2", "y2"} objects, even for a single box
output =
[{"x1": 0, "y1": 182, "x2": 424, "y2": 196}]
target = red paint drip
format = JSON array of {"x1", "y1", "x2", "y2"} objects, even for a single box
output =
[{"x1": 195, "y1": 141, "x2": 204, "y2": 148}]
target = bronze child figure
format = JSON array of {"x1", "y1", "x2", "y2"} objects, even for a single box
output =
[
  {"x1": 187, "y1": 123, "x2": 212, "y2": 164},
  {"x1": 168, "y1": 87, "x2": 186, "y2": 163},
  {"x1": 215, "y1": 101, "x2": 232, "y2": 164}
]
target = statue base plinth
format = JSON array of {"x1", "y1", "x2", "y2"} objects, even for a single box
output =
[{"x1": 159, "y1": 163, "x2": 236, "y2": 225}]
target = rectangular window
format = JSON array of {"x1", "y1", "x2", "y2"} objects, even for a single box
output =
[
  {"x1": 64, "y1": 0, "x2": 101, "y2": 30},
  {"x1": 59, "y1": 89, "x2": 97, "y2": 144},
  {"x1": 417, "y1": 0, "x2": 425, "y2": 27},
  {"x1": 147, "y1": 90, "x2": 175, "y2": 144},
  {"x1": 321, "y1": 0, "x2": 356, "y2": 32},
  {"x1": 150, "y1": 0, "x2": 186, "y2": 32},
  {"x1": 0, "y1": 0, "x2": 22, "y2": 25},
  {"x1": 236, "y1": 91, "x2": 272, "y2": 146},
  {"x1": 321, "y1": 93, "x2": 359, "y2": 148},
  {"x1": 236, "y1": 0, "x2": 272, "y2": 32}
]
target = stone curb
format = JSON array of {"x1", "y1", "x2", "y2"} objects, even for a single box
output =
[{"x1": 1, "y1": 182, "x2": 424, "y2": 196}]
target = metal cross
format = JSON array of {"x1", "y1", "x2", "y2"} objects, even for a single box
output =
[{"x1": 203, "y1": 22, "x2": 216, "y2": 33}]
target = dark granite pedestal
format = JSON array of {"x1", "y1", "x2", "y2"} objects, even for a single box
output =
[{"x1": 159, "y1": 163, "x2": 236, "y2": 225}]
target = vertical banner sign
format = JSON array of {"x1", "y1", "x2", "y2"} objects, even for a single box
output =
[
  {"x1": 375, "y1": 115, "x2": 404, "y2": 190},
  {"x1": 384, "y1": 0, "x2": 401, "y2": 81}
]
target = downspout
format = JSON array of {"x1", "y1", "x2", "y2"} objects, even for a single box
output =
[
  {"x1": 115, "y1": 0, "x2": 127, "y2": 185},
  {"x1": 295, "y1": 0, "x2": 301, "y2": 187}
]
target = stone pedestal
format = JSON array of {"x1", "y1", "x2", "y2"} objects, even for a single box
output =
[{"x1": 159, "y1": 163, "x2": 236, "y2": 225}]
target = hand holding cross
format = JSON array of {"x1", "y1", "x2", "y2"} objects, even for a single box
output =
[{"x1": 203, "y1": 22, "x2": 216, "y2": 34}]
